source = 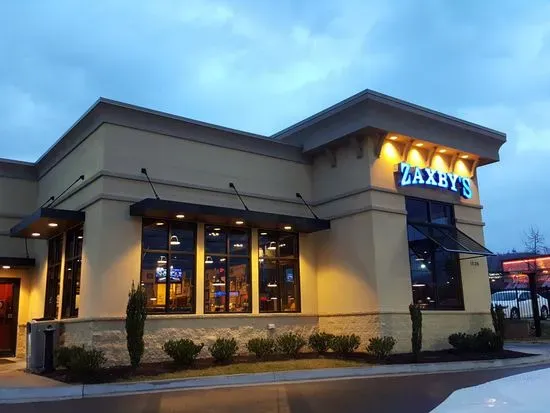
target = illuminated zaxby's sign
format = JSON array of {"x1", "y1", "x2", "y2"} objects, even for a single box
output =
[{"x1": 396, "y1": 162, "x2": 473, "y2": 199}]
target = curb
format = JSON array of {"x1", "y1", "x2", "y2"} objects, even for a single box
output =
[{"x1": 2, "y1": 354, "x2": 549, "y2": 404}]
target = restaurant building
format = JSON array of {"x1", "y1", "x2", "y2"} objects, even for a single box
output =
[{"x1": 0, "y1": 90, "x2": 504, "y2": 362}]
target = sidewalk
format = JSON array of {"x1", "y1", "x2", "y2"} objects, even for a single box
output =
[{"x1": 2, "y1": 344, "x2": 550, "y2": 404}]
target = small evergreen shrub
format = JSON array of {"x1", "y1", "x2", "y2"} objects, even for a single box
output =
[
  {"x1": 126, "y1": 282, "x2": 147, "y2": 369},
  {"x1": 54, "y1": 346, "x2": 106, "y2": 381},
  {"x1": 308, "y1": 332, "x2": 335, "y2": 355},
  {"x1": 448, "y1": 332, "x2": 473, "y2": 352},
  {"x1": 366, "y1": 336, "x2": 396, "y2": 360},
  {"x1": 409, "y1": 304, "x2": 422, "y2": 361},
  {"x1": 491, "y1": 304, "x2": 506, "y2": 343},
  {"x1": 163, "y1": 339, "x2": 204, "y2": 367},
  {"x1": 330, "y1": 334, "x2": 360, "y2": 356},
  {"x1": 276, "y1": 332, "x2": 307, "y2": 358},
  {"x1": 246, "y1": 337, "x2": 276, "y2": 360},
  {"x1": 448, "y1": 328, "x2": 503, "y2": 353},
  {"x1": 208, "y1": 338, "x2": 238, "y2": 363}
]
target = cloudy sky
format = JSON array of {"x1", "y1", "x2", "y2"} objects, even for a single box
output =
[{"x1": 1, "y1": 0, "x2": 549, "y2": 252}]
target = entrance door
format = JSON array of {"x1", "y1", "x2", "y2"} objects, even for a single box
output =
[{"x1": 0, "y1": 279, "x2": 20, "y2": 357}]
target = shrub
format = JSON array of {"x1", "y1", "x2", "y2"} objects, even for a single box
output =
[
  {"x1": 246, "y1": 337, "x2": 276, "y2": 360},
  {"x1": 330, "y1": 334, "x2": 360, "y2": 356},
  {"x1": 409, "y1": 304, "x2": 422, "y2": 361},
  {"x1": 448, "y1": 332, "x2": 473, "y2": 352},
  {"x1": 308, "y1": 332, "x2": 335, "y2": 355},
  {"x1": 54, "y1": 346, "x2": 106, "y2": 381},
  {"x1": 491, "y1": 304, "x2": 505, "y2": 343},
  {"x1": 208, "y1": 338, "x2": 238, "y2": 363},
  {"x1": 125, "y1": 282, "x2": 147, "y2": 369},
  {"x1": 276, "y1": 332, "x2": 307, "y2": 358},
  {"x1": 474, "y1": 328, "x2": 503, "y2": 352},
  {"x1": 163, "y1": 339, "x2": 204, "y2": 367},
  {"x1": 366, "y1": 336, "x2": 396, "y2": 360}
]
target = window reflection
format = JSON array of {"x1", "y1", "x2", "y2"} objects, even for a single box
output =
[
  {"x1": 61, "y1": 226, "x2": 83, "y2": 318},
  {"x1": 204, "y1": 226, "x2": 250, "y2": 313},
  {"x1": 259, "y1": 231, "x2": 300, "y2": 312}
]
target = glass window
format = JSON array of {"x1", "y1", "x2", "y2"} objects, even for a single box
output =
[
  {"x1": 44, "y1": 235, "x2": 63, "y2": 319},
  {"x1": 406, "y1": 198, "x2": 463, "y2": 310},
  {"x1": 140, "y1": 219, "x2": 196, "y2": 313},
  {"x1": 259, "y1": 231, "x2": 300, "y2": 312},
  {"x1": 204, "y1": 226, "x2": 250, "y2": 313},
  {"x1": 61, "y1": 226, "x2": 83, "y2": 318}
]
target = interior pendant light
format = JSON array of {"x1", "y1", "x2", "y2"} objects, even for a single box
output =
[
  {"x1": 267, "y1": 241, "x2": 277, "y2": 250},
  {"x1": 205, "y1": 255, "x2": 214, "y2": 264},
  {"x1": 212, "y1": 274, "x2": 226, "y2": 286},
  {"x1": 267, "y1": 281, "x2": 278, "y2": 288},
  {"x1": 170, "y1": 235, "x2": 180, "y2": 246},
  {"x1": 157, "y1": 255, "x2": 167, "y2": 265}
]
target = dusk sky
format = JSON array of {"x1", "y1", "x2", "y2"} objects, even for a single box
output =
[{"x1": 1, "y1": 1, "x2": 549, "y2": 252}]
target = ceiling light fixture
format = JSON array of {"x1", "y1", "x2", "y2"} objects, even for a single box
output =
[
  {"x1": 176, "y1": 214, "x2": 185, "y2": 219},
  {"x1": 155, "y1": 222, "x2": 165, "y2": 226},
  {"x1": 157, "y1": 255, "x2": 167, "y2": 265},
  {"x1": 461, "y1": 154, "x2": 469, "y2": 159},
  {"x1": 233, "y1": 243, "x2": 244, "y2": 248},
  {"x1": 235, "y1": 220, "x2": 244, "y2": 225},
  {"x1": 77, "y1": 235, "x2": 83, "y2": 239},
  {"x1": 267, "y1": 282, "x2": 278, "y2": 288},
  {"x1": 214, "y1": 227, "x2": 221, "y2": 231},
  {"x1": 170, "y1": 235, "x2": 180, "y2": 246},
  {"x1": 267, "y1": 241, "x2": 277, "y2": 251},
  {"x1": 260, "y1": 232, "x2": 267, "y2": 236},
  {"x1": 2, "y1": 266, "x2": 10, "y2": 270},
  {"x1": 439, "y1": 149, "x2": 447, "y2": 153},
  {"x1": 205, "y1": 256, "x2": 214, "y2": 264},
  {"x1": 48, "y1": 223, "x2": 58, "y2": 227},
  {"x1": 389, "y1": 135, "x2": 398, "y2": 141},
  {"x1": 415, "y1": 143, "x2": 424, "y2": 147},
  {"x1": 283, "y1": 225, "x2": 292, "y2": 231},
  {"x1": 31, "y1": 232, "x2": 40, "y2": 237}
]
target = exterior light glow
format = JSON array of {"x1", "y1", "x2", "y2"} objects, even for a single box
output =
[
  {"x1": 283, "y1": 225, "x2": 292, "y2": 230},
  {"x1": 439, "y1": 149, "x2": 447, "y2": 153},
  {"x1": 415, "y1": 143, "x2": 424, "y2": 147},
  {"x1": 48, "y1": 223, "x2": 58, "y2": 227},
  {"x1": 2, "y1": 266, "x2": 10, "y2": 269},
  {"x1": 176, "y1": 214, "x2": 185, "y2": 219},
  {"x1": 235, "y1": 220, "x2": 244, "y2": 225},
  {"x1": 31, "y1": 232, "x2": 40, "y2": 237},
  {"x1": 389, "y1": 136, "x2": 398, "y2": 141},
  {"x1": 461, "y1": 154, "x2": 469, "y2": 159},
  {"x1": 170, "y1": 235, "x2": 180, "y2": 246}
]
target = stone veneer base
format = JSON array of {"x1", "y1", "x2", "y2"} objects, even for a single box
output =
[{"x1": 57, "y1": 312, "x2": 493, "y2": 366}]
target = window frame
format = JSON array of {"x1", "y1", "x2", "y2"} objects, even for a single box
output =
[
  {"x1": 140, "y1": 219, "x2": 197, "y2": 314},
  {"x1": 44, "y1": 235, "x2": 63, "y2": 319},
  {"x1": 204, "y1": 225, "x2": 251, "y2": 314},
  {"x1": 406, "y1": 197, "x2": 465, "y2": 311},
  {"x1": 61, "y1": 225, "x2": 84, "y2": 319},
  {"x1": 258, "y1": 230, "x2": 301, "y2": 313}
]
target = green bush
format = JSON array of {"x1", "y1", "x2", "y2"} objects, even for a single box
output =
[
  {"x1": 409, "y1": 304, "x2": 422, "y2": 361},
  {"x1": 125, "y1": 283, "x2": 147, "y2": 369},
  {"x1": 163, "y1": 339, "x2": 204, "y2": 367},
  {"x1": 246, "y1": 337, "x2": 276, "y2": 360},
  {"x1": 54, "y1": 346, "x2": 106, "y2": 380},
  {"x1": 276, "y1": 332, "x2": 307, "y2": 358},
  {"x1": 366, "y1": 336, "x2": 396, "y2": 360},
  {"x1": 448, "y1": 328, "x2": 503, "y2": 353},
  {"x1": 208, "y1": 338, "x2": 238, "y2": 363},
  {"x1": 491, "y1": 304, "x2": 505, "y2": 343},
  {"x1": 330, "y1": 334, "x2": 360, "y2": 356},
  {"x1": 308, "y1": 332, "x2": 335, "y2": 355}
]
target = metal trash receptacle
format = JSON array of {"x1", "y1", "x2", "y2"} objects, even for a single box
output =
[{"x1": 26, "y1": 318, "x2": 58, "y2": 373}]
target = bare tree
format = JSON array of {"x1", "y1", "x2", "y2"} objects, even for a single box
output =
[{"x1": 523, "y1": 226, "x2": 548, "y2": 255}]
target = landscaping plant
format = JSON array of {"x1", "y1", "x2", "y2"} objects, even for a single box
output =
[
  {"x1": 54, "y1": 345, "x2": 106, "y2": 381},
  {"x1": 491, "y1": 304, "x2": 505, "y2": 346},
  {"x1": 409, "y1": 304, "x2": 422, "y2": 361},
  {"x1": 125, "y1": 282, "x2": 148, "y2": 369},
  {"x1": 308, "y1": 332, "x2": 335, "y2": 355},
  {"x1": 276, "y1": 332, "x2": 307, "y2": 358},
  {"x1": 163, "y1": 339, "x2": 204, "y2": 367},
  {"x1": 366, "y1": 336, "x2": 396, "y2": 360},
  {"x1": 208, "y1": 337, "x2": 238, "y2": 363},
  {"x1": 246, "y1": 337, "x2": 276, "y2": 360},
  {"x1": 330, "y1": 334, "x2": 360, "y2": 357},
  {"x1": 448, "y1": 332, "x2": 473, "y2": 352},
  {"x1": 448, "y1": 328, "x2": 503, "y2": 353}
]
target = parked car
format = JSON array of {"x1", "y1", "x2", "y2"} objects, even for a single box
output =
[{"x1": 491, "y1": 289, "x2": 549, "y2": 320}]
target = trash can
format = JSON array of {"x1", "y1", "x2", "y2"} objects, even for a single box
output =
[{"x1": 26, "y1": 318, "x2": 58, "y2": 373}]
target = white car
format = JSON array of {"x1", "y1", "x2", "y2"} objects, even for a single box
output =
[{"x1": 491, "y1": 290, "x2": 549, "y2": 320}]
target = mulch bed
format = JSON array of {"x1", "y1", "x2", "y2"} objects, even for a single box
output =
[{"x1": 40, "y1": 349, "x2": 533, "y2": 384}]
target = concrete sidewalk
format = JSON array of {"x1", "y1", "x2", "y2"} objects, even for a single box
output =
[
  {"x1": 0, "y1": 359, "x2": 63, "y2": 388},
  {"x1": 2, "y1": 343, "x2": 550, "y2": 405}
]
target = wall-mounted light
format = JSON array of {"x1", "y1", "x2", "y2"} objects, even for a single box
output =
[
  {"x1": 157, "y1": 255, "x2": 167, "y2": 265},
  {"x1": 267, "y1": 242, "x2": 277, "y2": 250},
  {"x1": 170, "y1": 235, "x2": 180, "y2": 246},
  {"x1": 31, "y1": 233, "x2": 40, "y2": 237},
  {"x1": 48, "y1": 223, "x2": 58, "y2": 227},
  {"x1": 205, "y1": 256, "x2": 214, "y2": 264}
]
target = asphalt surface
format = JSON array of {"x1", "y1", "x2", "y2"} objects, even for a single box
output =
[{"x1": 8, "y1": 363, "x2": 550, "y2": 413}]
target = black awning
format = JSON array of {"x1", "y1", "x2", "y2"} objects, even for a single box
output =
[
  {"x1": 0, "y1": 257, "x2": 35, "y2": 268},
  {"x1": 409, "y1": 222, "x2": 494, "y2": 256},
  {"x1": 130, "y1": 198, "x2": 330, "y2": 233},
  {"x1": 10, "y1": 208, "x2": 85, "y2": 239}
]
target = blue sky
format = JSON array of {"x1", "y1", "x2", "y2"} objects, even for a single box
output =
[{"x1": 1, "y1": 0, "x2": 549, "y2": 252}]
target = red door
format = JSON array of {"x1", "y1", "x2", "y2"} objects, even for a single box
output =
[{"x1": 0, "y1": 279, "x2": 20, "y2": 356}]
